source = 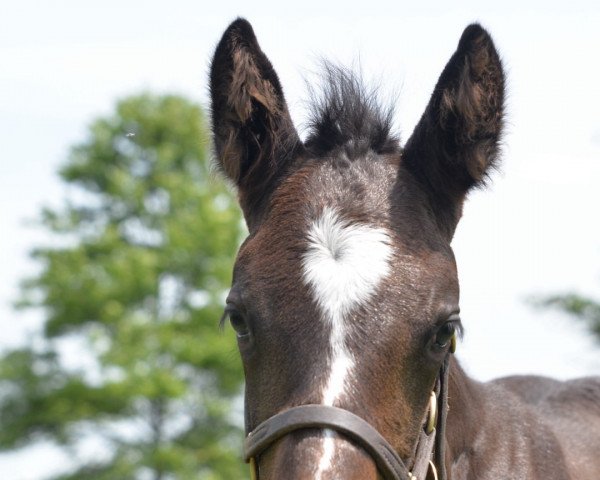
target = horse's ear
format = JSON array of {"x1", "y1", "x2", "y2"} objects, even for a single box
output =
[
  {"x1": 210, "y1": 18, "x2": 301, "y2": 226},
  {"x1": 402, "y1": 24, "x2": 505, "y2": 238}
]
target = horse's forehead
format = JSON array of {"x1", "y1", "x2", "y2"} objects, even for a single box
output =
[
  {"x1": 237, "y1": 154, "x2": 451, "y2": 274},
  {"x1": 273, "y1": 155, "x2": 399, "y2": 226}
]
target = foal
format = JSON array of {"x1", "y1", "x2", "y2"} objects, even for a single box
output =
[{"x1": 210, "y1": 19, "x2": 600, "y2": 479}]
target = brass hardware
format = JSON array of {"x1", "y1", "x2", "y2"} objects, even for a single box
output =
[
  {"x1": 249, "y1": 457, "x2": 257, "y2": 480},
  {"x1": 426, "y1": 391, "x2": 437, "y2": 434},
  {"x1": 450, "y1": 332, "x2": 457, "y2": 354},
  {"x1": 428, "y1": 460, "x2": 439, "y2": 480}
]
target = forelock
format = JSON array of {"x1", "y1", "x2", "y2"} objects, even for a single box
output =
[{"x1": 304, "y1": 63, "x2": 400, "y2": 160}]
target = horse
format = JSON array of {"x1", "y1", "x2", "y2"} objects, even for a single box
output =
[{"x1": 209, "y1": 18, "x2": 600, "y2": 479}]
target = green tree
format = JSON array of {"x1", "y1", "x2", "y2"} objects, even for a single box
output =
[
  {"x1": 534, "y1": 292, "x2": 600, "y2": 342},
  {"x1": 0, "y1": 94, "x2": 246, "y2": 479}
]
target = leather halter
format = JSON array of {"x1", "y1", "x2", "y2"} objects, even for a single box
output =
[{"x1": 244, "y1": 345, "x2": 454, "y2": 480}]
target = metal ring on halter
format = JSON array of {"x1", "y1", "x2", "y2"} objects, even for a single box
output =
[
  {"x1": 426, "y1": 391, "x2": 438, "y2": 435},
  {"x1": 428, "y1": 460, "x2": 440, "y2": 480}
]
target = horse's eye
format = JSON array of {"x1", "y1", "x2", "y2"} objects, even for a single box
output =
[
  {"x1": 434, "y1": 321, "x2": 456, "y2": 349},
  {"x1": 225, "y1": 306, "x2": 250, "y2": 339}
]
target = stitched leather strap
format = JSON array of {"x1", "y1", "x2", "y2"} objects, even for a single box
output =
[
  {"x1": 411, "y1": 429, "x2": 436, "y2": 479},
  {"x1": 244, "y1": 404, "x2": 412, "y2": 479},
  {"x1": 433, "y1": 356, "x2": 450, "y2": 480}
]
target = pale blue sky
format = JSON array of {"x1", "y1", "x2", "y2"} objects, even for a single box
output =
[{"x1": 1, "y1": 1, "x2": 600, "y2": 478}]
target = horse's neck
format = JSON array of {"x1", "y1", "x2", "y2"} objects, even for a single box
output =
[
  {"x1": 445, "y1": 358, "x2": 485, "y2": 460},
  {"x1": 444, "y1": 359, "x2": 576, "y2": 479},
  {"x1": 444, "y1": 360, "x2": 524, "y2": 477}
]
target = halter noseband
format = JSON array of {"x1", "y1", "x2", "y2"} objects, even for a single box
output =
[{"x1": 244, "y1": 337, "x2": 455, "y2": 480}]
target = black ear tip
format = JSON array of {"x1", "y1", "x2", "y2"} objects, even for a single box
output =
[
  {"x1": 458, "y1": 23, "x2": 494, "y2": 50},
  {"x1": 223, "y1": 17, "x2": 257, "y2": 43},
  {"x1": 211, "y1": 18, "x2": 258, "y2": 79}
]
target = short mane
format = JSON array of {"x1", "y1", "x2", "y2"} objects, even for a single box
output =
[{"x1": 304, "y1": 63, "x2": 400, "y2": 159}]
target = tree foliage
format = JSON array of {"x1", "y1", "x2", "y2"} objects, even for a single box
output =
[
  {"x1": 534, "y1": 292, "x2": 600, "y2": 343},
  {"x1": 0, "y1": 94, "x2": 246, "y2": 479}
]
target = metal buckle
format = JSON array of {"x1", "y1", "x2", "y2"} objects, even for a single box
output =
[{"x1": 450, "y1": 332, "x2": 457, "y2": 354}]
